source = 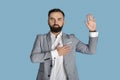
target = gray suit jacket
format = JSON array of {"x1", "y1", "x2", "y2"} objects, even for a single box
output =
[{"x1": 30, "y1": 32, "x2": 98, "y2": 80}]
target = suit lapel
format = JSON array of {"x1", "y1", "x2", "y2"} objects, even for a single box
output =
[
  {"x1": 62, "y1": 33, "x2": 68, "y2": 45},
  {"x1": 46, "y1": 32, "x2": 52, "y2": 50},
  {"x1": 62, "y1": 33, "x2": 68, "y2": 55}
]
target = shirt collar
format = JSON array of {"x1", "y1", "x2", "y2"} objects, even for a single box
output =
[{"x1": 50, "y1": 31, "x2": 62, "y2": 39}]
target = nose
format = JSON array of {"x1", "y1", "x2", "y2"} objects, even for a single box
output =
[{"x1": 54, "y1": 19, "x2": 58, "y2": 24}]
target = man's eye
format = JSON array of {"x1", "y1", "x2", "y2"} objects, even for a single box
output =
[
  {"x1": 58, "y1": 19, "x2": 62, "y2": 21},
  {"x1": 50, "y1": 18, "x2": 54, "y2": 20}
]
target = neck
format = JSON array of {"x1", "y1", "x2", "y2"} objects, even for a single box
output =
[{"x1": 51, "y1": 31, "x2": 61, "y2": 38}]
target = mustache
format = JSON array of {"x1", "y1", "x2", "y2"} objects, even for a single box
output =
[{"x1": 53, "y1": 24, "x2": 60, "y2": 27}]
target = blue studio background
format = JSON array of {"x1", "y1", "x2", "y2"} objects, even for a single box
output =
[{"x1": 0, "y1": 0, "x2": 120, "y2": 80}]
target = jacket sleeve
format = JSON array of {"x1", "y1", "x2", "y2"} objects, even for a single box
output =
[
  {"x1": 30, "y1": 35, "x2": 52, "y2": 63},
  {"x1": 75, "y1": 35, "x2": 98, "y2": 54}
]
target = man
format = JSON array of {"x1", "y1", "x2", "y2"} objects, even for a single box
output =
[{"x1": 30, "y1": 8, "x2": 98, "y2": 80}]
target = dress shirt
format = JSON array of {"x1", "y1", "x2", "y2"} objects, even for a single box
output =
[{"x1": 50, "y1": 32, "x2": 67, "y2": 80}]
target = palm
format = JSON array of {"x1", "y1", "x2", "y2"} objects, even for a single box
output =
[{"x1": 86, "y1": 14, "x2": 96, "y2": 31}]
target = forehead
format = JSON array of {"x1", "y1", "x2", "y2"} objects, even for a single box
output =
[{"x1": 49, "y1": 12, "x2": 64, "y2": 18}]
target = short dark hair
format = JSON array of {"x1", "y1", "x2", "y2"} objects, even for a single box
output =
[{"x1": 48, "y1": 8, "x2": 65, "y2": 17}]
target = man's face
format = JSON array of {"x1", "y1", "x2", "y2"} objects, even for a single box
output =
[{"x1": 48, "y1": 12, "x2": 64, "y2": 33}]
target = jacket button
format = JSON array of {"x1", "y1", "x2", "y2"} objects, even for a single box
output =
[
  {"x1": 50, "y1": 65, "x2": 52, "y2": 67},
  {"x1": 48, "y1": 75, "x2": 50, "y2": 77}
]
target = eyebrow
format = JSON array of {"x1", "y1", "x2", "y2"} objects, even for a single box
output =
[
  {"x1": 58, "y1": 18, "x2": 62, "y2": 19},
  {"x1": 49, "y1": 17, "x2": 63, "y2": 19}
]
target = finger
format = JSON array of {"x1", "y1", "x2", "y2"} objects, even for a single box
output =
[
  {"x1": 90, "y1": 15, "x2": 95, "y2": 22},
  {"x1": 90, "y1": 15, "x2": 93, "y2": 20},
  {"x1": 63, "y1": 48, "x2": 70, "y2": 53},
  {"x1": 62, "y1": 46, "x2": 70, "y2": 51},
  {"x1": 87, "y1": 14, "x2": 94, "y2": 21},
  {"x1": 63, "y1": 47, "x2": 71, "y2": 52},
  {"x1": 63, "y1": 45, "x2": 70, "y2": 49},
  {"x1": 65, "y1": 47, "x2": 70, "y2": 50},
  {"x1": 63, "y1": 45, "x2": 69, "y2": 47},
  {"x1": 89, "y1": 15, "x2": 96, "y2": 22},
  {"x1": 87, "y1": 14, "x2": 91, "y2": 21}
]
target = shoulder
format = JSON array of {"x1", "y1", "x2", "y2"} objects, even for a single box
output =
[
  {"x1": 36, "y1": 33, "x2": 48, "y2": 37},
  {"x1": 35, "y1": 33, "x2": 48, "y2": 40}
]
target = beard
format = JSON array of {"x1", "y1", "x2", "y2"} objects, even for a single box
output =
[{"x1": 49, "y1": 24, "x2": 63, "y2": 33}]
